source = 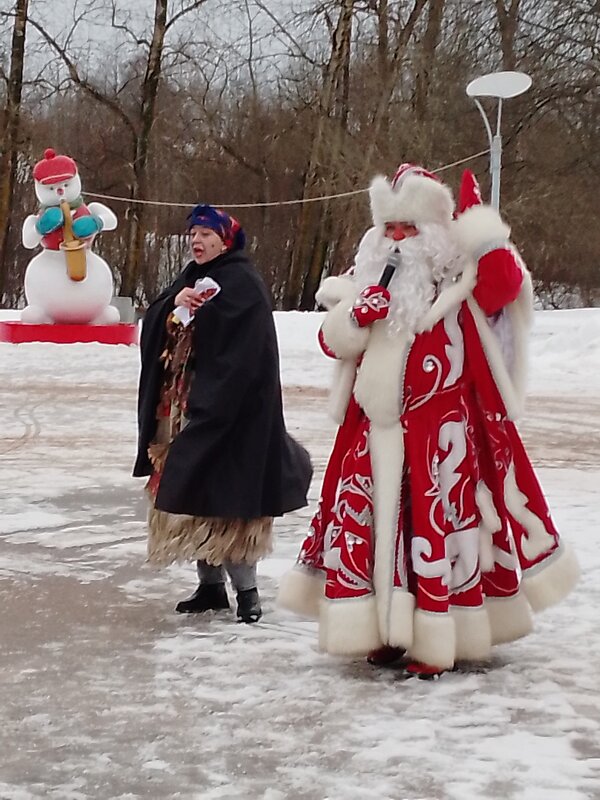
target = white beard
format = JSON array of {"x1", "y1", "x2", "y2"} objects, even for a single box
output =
[{"x1": 352, "y1": 223, "x2": 465, "y2": 335}]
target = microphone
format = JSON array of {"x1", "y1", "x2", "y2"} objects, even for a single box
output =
[{"x1": 378, "y1": 248, "x2": 402, "y2": 288}]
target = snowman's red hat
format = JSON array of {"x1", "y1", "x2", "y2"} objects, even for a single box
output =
[
  {"x1": 369, "y1": 162, "x2": 455, "y2": 227},
  {"x1": 33, "y1": 148, "x2": 78, "y2": 186}
]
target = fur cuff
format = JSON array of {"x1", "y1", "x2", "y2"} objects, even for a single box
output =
[
  {"x1": 277, "y1": 565, "x2": 325, "y2": 619},
  {"x1": 355, "y1": 327, "x2": 408, "y2": 426},
  {"x1": 315, "y1": 275, "x2": 355, "y2": 311},
  {"x1": 521, "y1": 543, "x2": 580, "y2": 612},
  {"x1": 451, "y1": 605, "x2": 492, "y2": 661},
  {"x1": 320, "y1": 292, "x2": 369, "y2": 361},
  {"x1": 408, "y1": 609, "x2": 456, "y2": 670},
  {"x1": 320, "y1": 595, "x2": 382, "y2": 656},
  {"x1": 485, "y1": 593, "x2": 533, "y2": 644},
  {"x1": 387, "y1": 590, "x2": 415, "y2": 649},
  {"x1": 454, "y1": 205, "x2": 510, "y2": 259}
]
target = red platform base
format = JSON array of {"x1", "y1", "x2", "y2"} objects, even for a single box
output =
[{"x1": 0, "y1": 321, "x2": 138, "y2": 345}]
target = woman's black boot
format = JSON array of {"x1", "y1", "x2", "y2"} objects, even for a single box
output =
[
  {"x1": 236, "y1": 588, "x2": 262, "y2": 623},
  {"x1": 175, "y1": 583, "x2": 230, "y2": 614}
]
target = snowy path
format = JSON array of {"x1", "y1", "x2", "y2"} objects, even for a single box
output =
[{"x1": 1, "y1": 313, "x2": 599, "y2": 800}]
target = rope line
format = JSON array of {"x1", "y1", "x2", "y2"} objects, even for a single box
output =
[{"x1": 82, "y1": 149, "x2": 490, "y2": 210}]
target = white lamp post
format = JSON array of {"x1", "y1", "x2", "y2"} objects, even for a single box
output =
[{"x1": 466, "y1": 70, "x2": 532, "y2": 210}]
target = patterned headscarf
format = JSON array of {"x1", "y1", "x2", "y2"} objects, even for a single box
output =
[{"x1": 186, "y1": 204, "x2": 246, "y2": 251}]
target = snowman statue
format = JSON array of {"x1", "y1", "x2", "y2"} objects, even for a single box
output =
[{"x1": 21, "y1": 148, "x2": 120, "y2": 325}]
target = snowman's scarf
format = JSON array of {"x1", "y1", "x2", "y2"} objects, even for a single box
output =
[{"x1": 39, "y1": 195, "x2": 85, "y2": 211}]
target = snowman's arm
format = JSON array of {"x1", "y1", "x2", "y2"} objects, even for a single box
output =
[
  {"x1": 87, "y1": 202, "x2": 118, "y2": 231},
  {"x1": 22, "y1": 215, "x2": 42, "y2": 249}
]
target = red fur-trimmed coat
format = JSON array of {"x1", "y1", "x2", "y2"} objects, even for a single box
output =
[{"x1": 278, "y1": 206, "x2": 579, "y2": 669}]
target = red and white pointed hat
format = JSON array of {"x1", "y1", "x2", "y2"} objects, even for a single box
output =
[{"x1": 457, "y1": 169, "x2": 483, "y2": 214}]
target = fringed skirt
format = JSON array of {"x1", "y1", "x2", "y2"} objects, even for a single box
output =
[
  {"x1": 147, "y1": 509, "x2": 273, "y2": 567},
  {"x1": 145, "y1": 316, "x2": 273, "y2": 567}
]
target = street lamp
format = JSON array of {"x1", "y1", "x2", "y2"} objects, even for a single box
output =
[{"x1": 466, "y1": 70, "x2": 532, "y2": 210}]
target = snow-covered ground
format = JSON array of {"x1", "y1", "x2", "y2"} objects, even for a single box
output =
[{"x1": 0, "y1": 309, "x2": 599, "y2": 800}]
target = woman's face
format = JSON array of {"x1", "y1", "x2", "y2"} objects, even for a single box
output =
[{"x1": 189, "y1": 226, "x2": 227, "y2": 264}]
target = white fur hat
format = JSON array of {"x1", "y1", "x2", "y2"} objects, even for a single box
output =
[{"x1": 369, "y1": 163, "x2": 455, "y2": 227}]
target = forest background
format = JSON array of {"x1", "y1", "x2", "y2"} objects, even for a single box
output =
[{"x1": 1, "y1": 0, "x2": 598, "y2": 310}]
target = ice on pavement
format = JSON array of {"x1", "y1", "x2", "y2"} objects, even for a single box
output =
[{"x1": 0, "y1": 309, "x2": 599, "y2": 799}]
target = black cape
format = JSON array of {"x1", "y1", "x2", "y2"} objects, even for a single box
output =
[{"x1": 134, "y1": 249, "x2": 312, "y2": 518}]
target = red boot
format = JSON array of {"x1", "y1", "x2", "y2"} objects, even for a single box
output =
[
  {"x1": 405, "y1": 660, "x2": 445, "y2": 680},
  {"x1": 366, "y1": 645, "x2": 405, "y2": 666}
]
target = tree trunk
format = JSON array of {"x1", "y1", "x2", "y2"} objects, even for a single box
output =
[
  {"x1": 414, "y1": 0, "x2": 446, "y2": 124},
  {"x1": 120, "y1": 0, "x2": 168, "y2": 299},
  {"x1": 283, "y1": 0, "x2": 354, "y2": 310},
  {"x1": 494, "y1": 0, "x2": 521, "y2": 70},
  {"x1": 377, "y1": 0, "x2": 390, "y2": 141},
  {"x1": 0, "y1": 0, "x2": 29, "y2": 304},
  {"x1": 361, "y1": 0, "x2": 429, "y2": 173}
]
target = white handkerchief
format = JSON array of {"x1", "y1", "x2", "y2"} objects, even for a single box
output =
[{"x1": 173, "y1": 276, "x2": 221, "y2": 326}]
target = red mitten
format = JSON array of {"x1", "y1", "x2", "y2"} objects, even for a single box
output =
[
  {"x1": 351, "y1": 285, "x2": 391, "y2": 327},
  {"x1": 473, "y1": 248, "x2": 523, "y2": 315}
]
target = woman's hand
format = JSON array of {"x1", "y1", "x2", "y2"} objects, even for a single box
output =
[{"x1": 175, "y1": 286, "x2": 203, "y2": 313}]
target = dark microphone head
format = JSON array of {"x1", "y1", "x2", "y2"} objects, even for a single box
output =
[
  {"x1": 379, "y1": 248, "x2": 402, "y2": 288},
  {"x1": 379, "y1": 264, "x2": 395, "y2": 288}
]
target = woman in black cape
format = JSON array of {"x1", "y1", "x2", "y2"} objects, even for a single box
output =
[{"x1": 134, "y1": 204, "x2": 312, "y2": 622}]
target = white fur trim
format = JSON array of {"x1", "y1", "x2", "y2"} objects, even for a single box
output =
[
  {"x1": 315, "y1": 274, "x2": 355, "y2": 311},
  {"x1": 521, "y1": 543, "x2": 580, "y2": 612},
  {"x1": 453, "y1": 205, "x2": 510, "y2": 258},
  {"x1": 354, "y1": 323, "x2": 410, "y2": 427},
  {"x1": 504, "y1": 267, "x2": 534, "y2": 408},
  {"x1": 468, "y1": 297, "x2": 526, "y2": 419},
  {"x1": 318, "y1": 608, "x2": 329, "y2": 653},
  {"x1": 451, "y1": 605, "x2": 492, "y2": 661},
  {"x1": 353, "y1": 262, "x2": 476, "y2": 424},
  {"x1": 369, "y1": 174, "x2": 454, "y2": 227},
  {"x1": 409, "y1": 609, "x2": 457, "y2": 669},
  {"x1": 418, "y1": 259, "x2": 477, "y2": 333},
  {"x1": 388, "y1": 590, "x2": 415, "y2": 649},
  {"x1": 319, "y1": 285, "x2": 369, "y2": 361},
  {"x1": 328, "y1": 360, "x2": 356, "y2": 425},
  {"x1": 277, "y1": 566, "x2": 324, "y2": 619},
  {"x1": 320, "y1": 595, "x2": 382, "y2": 655},
  {"x1": 512, "y1": 260, "x2": 534, "y2": 328},
  {"x1": 369, "y1": 423, "x2": 405, "y2": 643},
  {"x1": 485, "y1": 593, "x2": 533, "y2": 644}
]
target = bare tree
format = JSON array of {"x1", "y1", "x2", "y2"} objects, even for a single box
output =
[
  {"x1": 284, "y1": 0, "x2": 355, "y2": 311},
  {"x1": 414, "y1": 0, "x2": 446, "y2": 123},
  {"x1": 0, "y1": 0, "x2": 29, "y2": 304},
  {"x1": 493, "y1": 0, "x2": 521, "y2": 70},
  {"x1": 27, "y1": 0, "x2": 211, "y2": 300},
  {"x1": 1, "y1": 0, "x2": 598, "y2": 309}
]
